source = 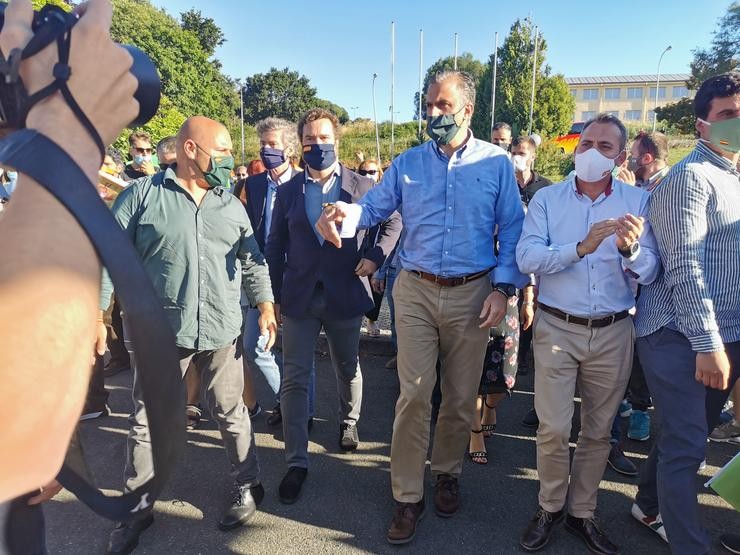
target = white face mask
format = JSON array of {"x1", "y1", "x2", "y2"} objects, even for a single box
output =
[
  {"x1": 574, "y1": 147, "x2": 617, "y2": 183},
  {"x1": 511, "y1": 154, "x2": 529, "y2": 173}
]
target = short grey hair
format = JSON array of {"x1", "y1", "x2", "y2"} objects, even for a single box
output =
[
  {"x1": 156, "y1": 136, "x2": 176, "y2": 158},
  {"x1": 255, "y1": 117, "x2": 299, "y2": 161},
  {"x1": 430, "y1": 70, "x2": 477, "y2": 108},
  {"x1": 582, "y1": 113, "x2": 628, "y2": 151}
]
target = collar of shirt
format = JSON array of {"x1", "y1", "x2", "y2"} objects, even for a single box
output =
[
  {"x1": 696, "y1": 140, "x2": 740, "y2": 175},
  {"x1": 163, "y1": 165, "x2": 225, "y2": 197},
  {"x1": 267, "y1": 166, "x2": 295, "y2": 189},
  {"x1": 304, "y1": 163, "x2": 342, "y2": 193},
  {"x1": 570, "y1": 174, "x2": 613, "y2": 202},
  {"x1": 432, "y1": 129, "x2": 473, "y2": 161}
]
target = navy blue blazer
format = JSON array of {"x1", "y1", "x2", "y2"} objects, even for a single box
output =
[
  {"x1": 242, "y1": 167, "x2": 299, "y2": 253},
  {"x1": 265, "y1": 165, "x2": 402, "y2": 320}
]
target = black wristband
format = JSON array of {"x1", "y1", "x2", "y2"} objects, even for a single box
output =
[{"x1": 0, "y1": 130, "x2": 183, "y2": 521}]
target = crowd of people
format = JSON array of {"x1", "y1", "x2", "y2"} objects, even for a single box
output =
[{"x1": 3, "y1": 62, "x2": 738, "y2": 555}]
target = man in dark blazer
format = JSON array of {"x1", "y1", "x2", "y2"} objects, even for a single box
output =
[
  {"x1": 265, "y1": 108, "x2": 401, "y2": 504},
  {"x1": 238, "y1": 117, "x2": 317, "y2": 428}
]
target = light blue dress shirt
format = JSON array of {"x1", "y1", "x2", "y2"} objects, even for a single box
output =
[
  {"x1": 264, "y1": 167, "x2": 296, "y2": 244},
  {"x1": 304, "y1": 165, "x2": 341, "y2": 244},
  {"x1": 354, "y1": 135, "x2": 527, "y2": 287},
  {"x1": 516, "y1": 176, "x2": 661, "y2": 318}
]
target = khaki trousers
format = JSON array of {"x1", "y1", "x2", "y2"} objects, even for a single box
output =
[
  {"x1": 390, "y1": 270, "x2": 491, "y2": 503},
  {"x1": 533, "y1": 310, "x2": 634, "y2": 518}
]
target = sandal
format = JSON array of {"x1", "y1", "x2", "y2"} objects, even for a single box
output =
[
  {"x1": 482, "y1": 400, "x2": 497, "y2": 438},
  {"x1": 186, "y1": 404, "x2": 202, "y2": 430},
  {"x1": 468, "y1": 429, "x2": 488, "y2": 465}
]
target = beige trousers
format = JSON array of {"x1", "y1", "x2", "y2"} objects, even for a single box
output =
[
  {"x1": 390, "y1": 270, "x2": 491, "y2": 503},
  {"x1": 533, "y1": 310, "x2": 634, "y2": 518}
]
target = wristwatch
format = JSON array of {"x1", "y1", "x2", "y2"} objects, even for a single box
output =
[
  {"x1": 493, "y1": 282, "x2": 517, "y2": 298},
  {"x1": 618, "y1": 241, "x2": 640, "y2": 258}
]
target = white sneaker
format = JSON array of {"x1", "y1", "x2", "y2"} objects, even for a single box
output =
[{"x1": 631, "y1": 503, "x2": 668, "y2": 543}]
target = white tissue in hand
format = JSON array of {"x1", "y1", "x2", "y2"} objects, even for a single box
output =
[{"x1": 337, "y1": 201, "x2": 361, "y2": 238}]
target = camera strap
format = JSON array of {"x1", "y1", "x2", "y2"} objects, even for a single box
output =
[{"x1": 0, "y1": 129, "x2": 184, "y2": 521}]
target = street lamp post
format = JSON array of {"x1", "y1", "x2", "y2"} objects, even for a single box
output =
[
  {"x1": 653, "y1": 45, "x2": 672, "y2": 132},
  {"x1": 372, "y1": 73, "x2": 381, "y2": 163},
  {"x1": 239, "y1": 82, "x2": 245, "y2": 164}
]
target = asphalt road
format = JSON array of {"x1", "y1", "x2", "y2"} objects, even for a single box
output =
[{"x1": 45, "y1": 342, "x2": 738, "y2": 554}]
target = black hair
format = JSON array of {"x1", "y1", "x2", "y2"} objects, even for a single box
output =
[{"x1": 694, "y1": 72, "x2": 740, "y2": 120}]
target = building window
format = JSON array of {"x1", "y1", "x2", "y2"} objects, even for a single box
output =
[
  {"x1": 570, "y1": 89, "x2": 577, "y2": 97},
  {"x1": 672, "y1": 86, "x2": 688, "y2": 98},
  {"x1": 582, "y1": 111, "x2": 597, "y2": 121},
  {"x1": 627, "y1": 87, "x2": 643, "y2": 99},
  {"x1": 582, "y1": 89, "x2": 599, "y2": 100},
  {"x1": 648, "y1": 86, "x2": 666, "y2": 99},
  {"x1": 625, "y1": 110, "x2": 642, "y2": 121},
  {"x1": 604, "y1": 88, "x2": 621, "y2": 100}
]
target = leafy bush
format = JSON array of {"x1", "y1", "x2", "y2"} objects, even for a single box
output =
[{"x1": 535, "y1": 141, "x2": 573, "y2": 182}]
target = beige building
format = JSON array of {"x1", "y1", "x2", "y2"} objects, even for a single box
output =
[{"x1": 565, "y1": 74, "x2": 693, "y2": 124}]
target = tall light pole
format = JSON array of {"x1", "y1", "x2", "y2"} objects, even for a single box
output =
[
  {"x1": 453, "y1": 32, "x2": 458, "y2": 69},
  {"x1": 418, "y1": 29, "x2": 424, "y2": 138},
  {"x1": 372, "y1": 73, "x2": 381, "y2": 163},
  {"x1": 490, "y1": 32, "x2": 498, "y2": 131},
  {"x1": 653, "y1": 45, "x2": 672, "y2": 131},
  {"x1": 390, "y1": 21, "x2": 396, "y2": 159},
  {"x1": 239, "y1": 81, "x2": 245, "y2": 164},
  {"x1": 528, "y1": 26, "x2": 539, "y2": 136}
]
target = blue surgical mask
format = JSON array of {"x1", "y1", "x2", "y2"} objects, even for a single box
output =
[
  {"x1": 260, "y1": 146, "x2": 286, "y2": 170},
  {"x1": 134, "y1": 154, "x2": 151, "y2": 166},
  {"x1": 303, "y1": 143, "x2": 336, "y2": 171}
]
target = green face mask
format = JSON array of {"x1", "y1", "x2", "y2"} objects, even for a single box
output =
[
  {"x1": 699, "y1": 116, "x2": 740, "y2": 154},
  {"x1": 427, "y1": 106, "x2": 465, "y2": 146},
  {"x1": 195, "y1": 143, "x2": 234, "y2": 188}
]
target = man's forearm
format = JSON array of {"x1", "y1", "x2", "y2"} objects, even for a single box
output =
[{"x1": 0, "y1": 177, "x2": 100, "y2": 501}]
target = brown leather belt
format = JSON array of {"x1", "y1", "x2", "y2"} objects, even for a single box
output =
[
  {"x1": 409, "y1": 267, "x2": 491, "y2": 287},
  {"x1": 539, "y1": 303, "x2": 630, "y2": 328}
]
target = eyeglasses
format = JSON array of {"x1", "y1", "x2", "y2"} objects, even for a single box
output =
[
  {"x1": 133, "y1": 147, "x2": 153, "y2": 154},
  {"x1": 358, "y1": 169, "x2": 378, "y2": 176}
]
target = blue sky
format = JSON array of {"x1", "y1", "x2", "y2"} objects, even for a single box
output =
[{"x1": 150, "y1": 0, "x2": 729, "y2": 121}]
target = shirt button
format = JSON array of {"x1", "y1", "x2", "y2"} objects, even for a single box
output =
[
  {"x1": 448, "y1": 206, "x2": 452, "y2": 210},
  {"x1": 592, "y1": 285, "x2": 596, "y2": 290},
  {"x1": 200, "y1": 256, "x2": 204, "y2": 260},
  {"x1": 445, "y1": 251, "x2": 449, "y2": 255},
  {"x1": 447, "y1": 228, "x2": 451, "y2": 232}
]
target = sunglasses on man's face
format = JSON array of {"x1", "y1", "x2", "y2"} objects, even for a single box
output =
[
  {"x1": 134, "y1": 147, "x2": 153, "y2": 154},
  {"x1": 359, "y1": 169, "x2": 378, "y2": 176}
]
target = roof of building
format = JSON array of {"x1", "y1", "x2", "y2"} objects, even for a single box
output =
[{"x1": 565, "y1": 74, "x2": 691, "y2": 85}]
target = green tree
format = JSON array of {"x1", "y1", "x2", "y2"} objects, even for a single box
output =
[
  {"x1": 112, "y1": 94, "x2": 187, "y2": 160},
  {"x1": 241, "y1": 67, "x2": 317, "y2": 124},
  {"x1": 180, "y1": 9, "x2": 225, "y2": 58},
  {"x1": 654, "y1": 97, "x2": 695, "y2": 134},
  {"x1": 687, "y1": 2, "x2": 739, "y2": 90},
  {"x1": 311, "y1": 98, "x2": 350, "y2": 124},
  {"x1": 413, "y1": 52, "x2": 487, "y2": 126},
  {"x1": 110, "y1": 0, "x2": 238, "y2": 126},
  {"x1": 474, "y1": 19, "x2": 574, "y2": 139},
  {"x1": 31, "y1": 0, "x2": 70, "y2": 11}
]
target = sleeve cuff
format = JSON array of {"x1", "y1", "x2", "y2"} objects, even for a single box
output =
[
  {"x1": 560, "y1": 242, "x2": 582, "y2": 265},
  {"x1": 688, "y1": 331, "x2": 725, "y2": 353}
]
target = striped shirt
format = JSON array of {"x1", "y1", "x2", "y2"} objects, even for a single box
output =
[{"x1": 635, "y1": 141, "x2": 740, "y2": 351}]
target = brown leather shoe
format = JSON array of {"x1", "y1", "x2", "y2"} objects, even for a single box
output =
[
  {"x1": 433, "y1": 474, "x2": 460, "y2": 517},
  {"x1": 520, "y1": 507, "x2": 565, "y2": 551},
  {"x1": 386, "y1": 499, "x2": 426, "y2": 545},
  {"x1": 564, "y1": 514, "x2": 620, "y2": 555}
]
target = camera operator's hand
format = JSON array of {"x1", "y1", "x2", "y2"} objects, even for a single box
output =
[{"x1": 0, "y1": 0, "x2": 138, "y2": 178}]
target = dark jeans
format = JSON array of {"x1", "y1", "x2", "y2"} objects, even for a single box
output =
[
  {"x1": 365, "y1": 288, "x2": 384, "y2": 322},
  {"x1": 635, "y1": 327, "x2": 740, "y2": 555},
  {"x1": 0, "y1": 493, "x2": 47, "y2": 555},
  {"x1": 627, "y1": 351, "x2": 651, "y2": 411},
  {"x1": 105, "y1": 296, "x2": 130, "y2": 370},
  {"x1": 83, "y1": 354, "x2": 109, "y2": 412}
]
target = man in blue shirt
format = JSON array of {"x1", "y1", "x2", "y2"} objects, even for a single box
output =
[
  {"x1": 516, "y1": 113, "x2": 660, "y2": 555},
  {"x1": 316, "y1": 70, "x2": 526, "y2": 545}
]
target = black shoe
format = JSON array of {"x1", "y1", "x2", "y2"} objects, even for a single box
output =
[
  {"x1": 721, "y1": 533, "x2": 740, "y2": 554},
  {"x1": 522, "y1": 407, "x2": 539, "y2": 429},
  {"x1": 218, "y1": 482, "x2": 264, "y2": 531},
  {"x1": 80, "y1": 404, "x2": 111, "y2": 421},
  {"x1": 248, "y1": 402, "x2": 262, "y2": 419},
  {"x1": 520, "y1": 507, "x2": 564, "y2": 551},
  {"x1": 106, "y1": 514, "x2": 154, "y2": 555},
  {"x1": 339, "y1": 423, "x2": 359, "y2": 451},
  {"x1": 266, "y1": 404, "x2": 282, "y2": 426},
  {"x1": 607, "y1": 443, "x2": 637, "y2": 476},
  {"x1": 278, "y1": 467, "x2": 308, "y2": 504},
  {"x1": 564, "y1": 514, "x2": 619, "y2": 555}
]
